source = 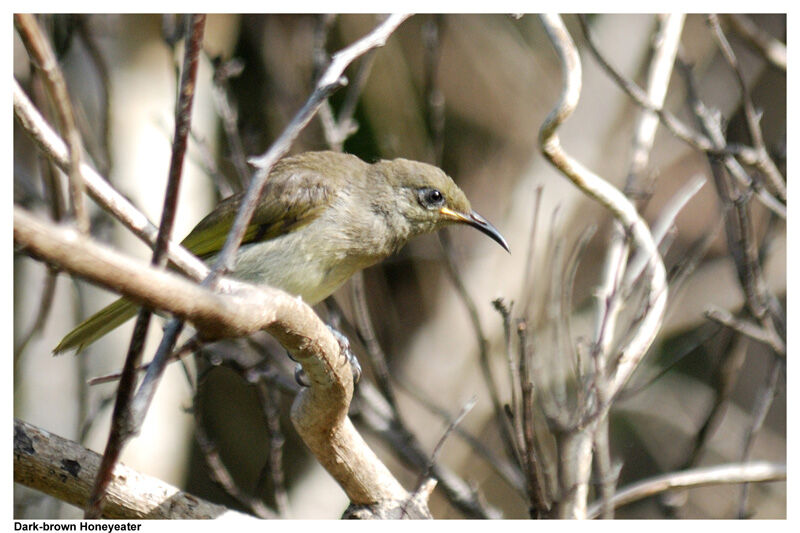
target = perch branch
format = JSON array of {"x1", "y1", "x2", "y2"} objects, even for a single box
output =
[{"x1": 13, "y1": 207, "x2": 411, "y2": 508}]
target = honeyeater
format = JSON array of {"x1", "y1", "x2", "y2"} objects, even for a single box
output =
[{"x1": 54, "y1": 151, "x2": 509, "y2": 354}]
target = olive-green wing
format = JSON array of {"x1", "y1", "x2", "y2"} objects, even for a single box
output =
[{"x1": 180, "y1": 165, "x2": 337, "y2": 258}]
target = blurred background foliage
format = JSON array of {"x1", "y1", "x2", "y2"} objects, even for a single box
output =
[{"x1": 14, "y1": 14, "x2": 785, "y2": 518}]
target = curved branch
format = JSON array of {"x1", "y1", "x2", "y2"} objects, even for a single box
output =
[
  {"x1": 538, "y1": 14, "x2": 668, "y2": 397},
  {"x1": 13, "y1": 207, "x2": 412, "y2": 509}
]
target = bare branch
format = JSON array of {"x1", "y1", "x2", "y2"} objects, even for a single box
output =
[
  {"x1": 707, "y1": 14, "x2": 786, "y2": 202},
  {"x1": 726, "y1": 14, "x2": 786, "y2": 71},
  {"x1": 85, "y1": 15, "x2": 207, "y2": 518},
  {"x1": 15, "y1": 13, "x2": 90, "y2": 234},
  {"x1": 13, "y1": 79, "x2": 212, "y2": 284},
  {"x1": 13, "y1": 207, "x2": 410, "y2": 507},
  {"x1": 538, "y1": 14, "x2": 668, "y2": 399},
  {"x1": 586, "y1": 461, "x2": 785, "y2": 519},
  {"x1": 14, "y1": 418, "x2": 253, "y2": 519},
  {"x1": 705, "y1": 306, "x2": 785, "y2": 356}
]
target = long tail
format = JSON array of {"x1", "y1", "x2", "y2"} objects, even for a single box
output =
[{"x1": 53, "y1": 298, "x2": 139, "y2": 354}]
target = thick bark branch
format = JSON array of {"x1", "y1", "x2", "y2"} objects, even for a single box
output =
[{"x1": 14, "y1": 418, "x2": 252, "y2": 519}]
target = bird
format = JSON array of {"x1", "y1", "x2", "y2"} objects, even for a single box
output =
[{"x1": 54, "y1": 151, "x2": 509, "y2": 354}]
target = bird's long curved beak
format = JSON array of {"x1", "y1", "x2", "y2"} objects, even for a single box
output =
[{"x1": 440, "y1": 207, "x2": 510, "y2": 253}]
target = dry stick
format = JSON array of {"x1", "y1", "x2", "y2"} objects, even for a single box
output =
[
  {"x1": 623, "y1": 174, "x2": 706, "y2": 292},
  {"x1": 576, "y1": 15, "x2": 712, "y2": 155},
  {"x1": 577, "y1": 14, "x2": 785, "y2": 219},
  {"x1": 586, "y1": 461, "x2": 785, "y2": 519},
  {"x1": 520, "y1": 186, "x2": 543, "y2": 318},
  {"x1": 13, "y1": 267, "x2": 58, "y2": 359},
  {"x1": 14, "y1": 82, "x2": 69, "y2": 362},
  {"x1": 537, "y1": 209, "x2": 571, "y2": 427},
  {"x1": 562, "y1": 225, "x2": 597, "y2": 390},
  {"x1": 193, "y1": 411, "x2": 275, "y2": 518},
  {"x1": 356, "y1": 385, "x2": 501, "y2": 518},
  {"x1": 737, "y1": 358, "x2": 783, "y2": 518},
  {"x1": 391, "y1": 375, "x2": 526, "y2": 496},
  {"x1": 350, "y1": 272, "x2": 399, "y2": 411},
  {"x1": 14, "y1": 419, "x2": 254, "y2": 520},
  {"x1": 15, "y1": 14, "x2": 90, "y2": 235},
  {"x1": 404, "y1": 396, "x2": 476, "y2": 516},
  {"x1": 190, "y1": 129, "x2": 236, "y2": 198},
  {"x1": 85, "y1": 15, "x2": 206, "y2": 518},
  {"x1": 13, "y1": 80, "x2": 212, "y2": 284},
  {"x1": 493, "y1": 298, "x2": 524, "y2": 462},
  {"x1": 590, "y1": 15, "x2": 684, "y2": 519},
  {"x1": 705, "y1": 306, "x2": 785, "y2": 356},
  {"x1": 538, "y1": 14, "x2": 668, "y2": 519},
  {"x1": 726, "y1": 14, "x2": 786, "y2": 71},
  {"x1": 682, "y1": 332, "x2": 747, "y2": 470},
  {"x1": 191, "y1": 367, "x2": 276, "y2": 519},
  {"x1": 438, "y1": 231, "x2": 523, "y2": 473},
  {"x1": 680, "y1": 59, "x2": 785, "y2": 356},
  {"x1": 422, "y1": 14, "x2": 446, "y2": 164},
  {"x1": 517, "y1": 320, "x2": 551, "y2": 517},
  {"x1": 350, "y1": 283, "x2": 507, "y2": 515},
  {"x1": 539, "y1": 13, "x2": 667, "y2": 413},
  {"x1": 707, "y1": 14, "x2": 786, "y2": 202}
]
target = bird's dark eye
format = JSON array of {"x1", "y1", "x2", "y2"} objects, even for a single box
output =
[{"x1": 418, "y1": 187, "x2": 445, "y2": 209}]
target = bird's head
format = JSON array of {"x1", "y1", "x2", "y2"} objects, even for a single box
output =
[{"x1": 371, "y1": 158, "x2": 509, "y2": 252}]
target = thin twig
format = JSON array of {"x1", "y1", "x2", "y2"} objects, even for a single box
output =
[
  {"x1": 707, "y1": 14, "x2": 785, "y2": 202},
  {"x1": 539, "y1": 13, "x2": 668, "y2": 399},
  {"x1": 192, "y1": 387, "x2": 276, "y2": 518},
  {"x1": 705, "y1": 307, "x2": 785, "y2": 356},
  {"x1": 392, "y1": 376, "x2": 526, "y2": 495},
  {"x1": 576, "y1": 15, "x2": 715, "y2": 155},
  {"x1": 737, "y1": 359, "x2": 783, "y2": 518},
  {"x1": 212, "y1": 14, "x2": 410, "y2": 285},
  {"x1": 681, "y1": 57, "x2": 786, "y2": 356},
  {"x1": 405, "y1": 396, "x2": 477, "y2": 516},
  {"x1": 516, "y1": 319, "x2": 550, "y2": 516},
  {"x1": 15, "y1": 13, "x2": 90, "y2": 234},
  {"x1": 422, "y1": 14, "x2": 446, "y2": 165},
  {"x1": 439, "y1": 231, "x2": 521, "y2": 471},
  {"x1": 726, "y1": 14, "x2": 786, "y2": 71},
  {"x1": 355, "y1": 381, "x2": 501, "y2": 518},
  {"x1": 586, "y1": 461, "x2": 785, "y2": 519},
  {"x1": 13, "y1": 79, "x2": 212, "y2": 284},
  {"x1": 85, "y1": 15, "x2": 206, "y2": 517},
  {"x1": 13, "y1": 266, "x2": 58, "y2": 359}
]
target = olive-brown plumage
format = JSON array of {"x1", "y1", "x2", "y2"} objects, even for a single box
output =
[{"x1": 55, "y1": 151, "x2": 508, "y2": 353}]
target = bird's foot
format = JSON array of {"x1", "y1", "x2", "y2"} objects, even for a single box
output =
[
  {"x1": 328, "y1": 325, "x2": 362, "y2": 384},
  {"x1": 287, "y1": 326, "x2": 361, "y2": 387}
]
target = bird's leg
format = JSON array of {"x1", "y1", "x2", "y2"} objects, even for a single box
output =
[
  {"x1": 285, "y1": 350, "x2": 311, "y2": 387},
  {"x1": 328, "y1": 325, "x2": 362, "y2": 384},
  {"x1": 285, "y1": 326, "x2": 360, "y2": 387}
]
